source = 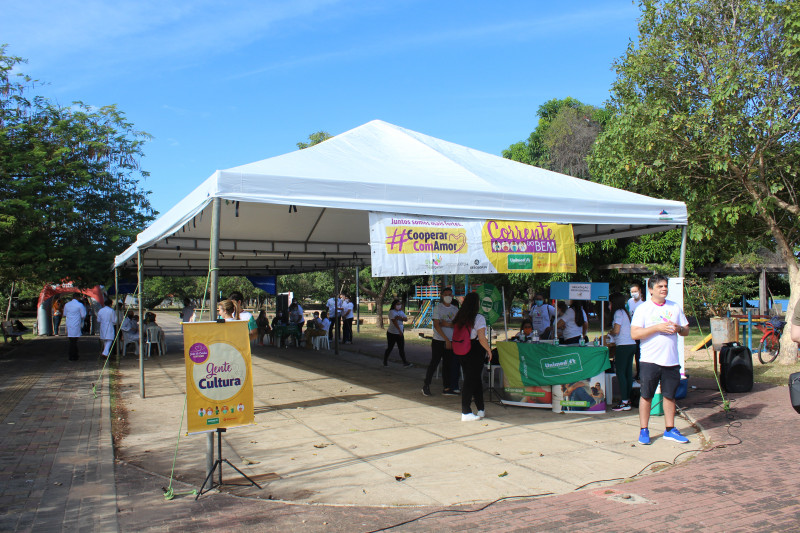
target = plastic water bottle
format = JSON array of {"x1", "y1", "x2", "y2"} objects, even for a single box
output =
[
  {"x1": 532, "y1": 329, "x2": 539, "y2": 343},
  {"x1": 579, "y1": 336, "x2": 585, "y2": 346},
  {"x1": 553, "y1": 337, "x2": 559, "y2": 346},
  {"x1": 593, "y1": 337, "x2": 599, "y2": 346}
]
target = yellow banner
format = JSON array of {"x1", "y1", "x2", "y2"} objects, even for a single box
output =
[
  {"x1": 370, "y1": 213, "x2": 576, "y2": 275},
  {"x1": 481, "y1": 220, "x2": 575, "y2": 273},
  {"x1": 183, "y1": 321, "x2": 254, "y2": 434}
]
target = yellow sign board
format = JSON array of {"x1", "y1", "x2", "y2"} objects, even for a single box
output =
[{"x1": 183, "y1": 321, "x2": 254, "y2": 434}]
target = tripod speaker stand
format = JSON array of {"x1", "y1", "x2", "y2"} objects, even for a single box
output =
[{"x1": 197, "y1": 428, "x2": 261, "y2": 499}]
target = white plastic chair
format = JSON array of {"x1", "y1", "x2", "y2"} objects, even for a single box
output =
[
  {"x1": 122, "y1": 336, "x2": 139, "y2": 357},
  {"x1": 312, "y1": 335, "x2": 330, "y2": 350},
  {"x1": 145, "y1": 327, "x2": 159, "y2": 358}
]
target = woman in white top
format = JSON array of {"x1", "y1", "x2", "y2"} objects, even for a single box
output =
[
  {"x1": 628, "y1": 282, "x2": 645, "y2": 380},
  {"x1": 557, "y1": 302, "x2": 585, "y2": 344},
  {"x1": 608, "y1": 292, "x2": 637, "y2": 411},
  {"x1": 452, "y1": 292, "x2": 493, "y2": 421},
  {"x1": 383, "y1": 299, "x2": 411, "y2": 367}
]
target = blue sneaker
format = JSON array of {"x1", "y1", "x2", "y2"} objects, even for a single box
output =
[
  {"x1": 663, "y1": 428, "x2": 689, "y2": 444},
  {"x1": 638, "y1": 428, "x2": 651, "y2": 445}
]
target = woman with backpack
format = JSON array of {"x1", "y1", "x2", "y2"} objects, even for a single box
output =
[{"x1": 451, "y1": 292, "x2": 493, "y2": 421}]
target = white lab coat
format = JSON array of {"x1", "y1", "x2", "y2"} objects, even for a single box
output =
[
  {"x1": 97, "y1": 305, "x2": 117, "y2": 341},
  {"x1": 64, "y1": 299, "x2": 87, "y2": 338}
]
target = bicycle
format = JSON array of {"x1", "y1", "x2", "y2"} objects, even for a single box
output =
[{"x1": 756, "y1": 317, "x2": 785, "y2": 364}]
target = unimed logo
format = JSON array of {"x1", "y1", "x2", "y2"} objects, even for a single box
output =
[
  {"x1": 507, "y1": 254, "x2": 533, "y2": 270},
  {"x1": 541, "y1": 354, "x2": 583, "y2": 377}
]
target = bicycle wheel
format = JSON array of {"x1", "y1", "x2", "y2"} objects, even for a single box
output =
[{"x1": 758, "y1": 334, "x2": 780, "y2": 364}]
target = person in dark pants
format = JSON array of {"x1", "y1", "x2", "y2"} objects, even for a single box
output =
[
  {"x1": 342, "y1": 295, "x2": 354, "y2": 344},
  {"x1": 63, "y1": 296, "x2": 87, "y2": 361},
  {"x1": 631, "y1": 274, "x2": 690, "y2": 445},
  {"x1": 452, "y1": 292, "x2": 493, "y2": 421},
  {"x1": 383, "y1": 299, "x2": 411, "y2": 367},
  {"x1": 423, "y1": 287, "x2": 459, "y2": 396}
]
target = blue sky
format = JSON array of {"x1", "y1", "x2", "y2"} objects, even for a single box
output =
[{"x1": 1, "y1": 0, "x2": 640, "y2": 215}]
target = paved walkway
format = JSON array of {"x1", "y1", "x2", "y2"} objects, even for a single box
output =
[{"x1": 1, "y1": 321, "x2": 799, "y2": 532}]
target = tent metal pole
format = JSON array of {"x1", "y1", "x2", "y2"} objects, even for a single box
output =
[
  {"x1": 355, "y1": 265, "x2": 360, "y2": 333},
  {"x1": 137, "y1": 250, "x2": 145, "y2": 399},
  {"x1": 502, "y1": 286, "x2": 508, "y2": 340},
  {"x1": 207, "y1": 197, "x2": 221, "y2": 480},
  {"x1": 209, "y1": 197, "x2": 221, "y2": 318},
  {"x1": 114, "y1": 268, "x2": 120, "y2": 355},
  {"x1": 333, "y1": 263, "x2": 339, "y2": 355},
  {"x1": 678, "y1": 225, "x2": 687, "y2": 278}
]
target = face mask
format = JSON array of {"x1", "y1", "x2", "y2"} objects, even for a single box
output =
[
  {"x1": 395, "y1": 305, "x2": 402, "y2": 311},
  {"x1": 535, "y1": 300, "x2": 543, "y2": 306},
  {"x1": 631, "y1": 292, "x2": 640, "y2": 300},
  {"x1": 442, "y1": 295, "x2": 453, "y2": 304}
]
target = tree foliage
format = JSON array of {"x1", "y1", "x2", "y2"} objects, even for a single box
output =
[
  {"x1": 0, "y1": 47, "x2": 155, "y2": 287},
  {"x1": 588, "y1": 0, "x2": 800, "y2": 361},
  {"x1": 503, "y1": 97, "x2": 609, "y2": 178},
  {"x1": 296, "y1": 130, "x2": 332, "y2": 150}
]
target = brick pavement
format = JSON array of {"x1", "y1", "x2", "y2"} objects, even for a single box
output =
[
  {"x1": 0, "y1": 337, "x2": 117, "y2": 532},
  {"x1": 2, "y1": 334, "x2": 800, "y2": 532}
]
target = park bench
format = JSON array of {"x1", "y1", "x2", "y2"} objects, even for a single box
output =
[{"x1": 2, "y1": 321, "x2": 26, "y2": 343}]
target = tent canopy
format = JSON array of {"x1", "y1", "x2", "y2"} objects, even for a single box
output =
[{"x1": 114, "y1": 120, "x2": 687, "y2": 276}]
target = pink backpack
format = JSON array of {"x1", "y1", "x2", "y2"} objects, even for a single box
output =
[{"x1": 451, "y1": 322, "x2": 472, "y2": 355}]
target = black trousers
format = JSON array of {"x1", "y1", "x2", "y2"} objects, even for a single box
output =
[
  {"x1": 384, "y1": 332, "x2": 407, "y2": 364},
  {"x1": 343, "y1": 318, "x2": 353, "y2": 343},
  {"x1": 68, "y1": 337, "x2": 79, "y2": 360},
  {"x1": 425, "y1": 340, "x2": 459, "y2": 390},
  {"x1": 461, "y1": 340, "x2": 485, "y2": 414}
]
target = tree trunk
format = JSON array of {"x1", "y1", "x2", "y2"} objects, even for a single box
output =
[
  {"x1": 5, "y1": 281, "x2": 15, "y2": 322},
  {"x1": 360, "y1": 277, "x2": 392, "y2": 329},
  {"x1": 778, "y1": 261, "x2": 799, "y2": 364}
]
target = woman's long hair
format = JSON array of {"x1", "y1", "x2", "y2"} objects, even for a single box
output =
[
  {"x1": 218, "y1": 299, "x2": 237, "y2": 319},
  {"x1": 570, "y1": 301, "x2": 585, "y2": 327},
  {"x1": 453, "y1": 292, "x2": 480, "y2": 328},
  {"x1": 608, "y1": 292, "x2": 630, "y2": 324}
]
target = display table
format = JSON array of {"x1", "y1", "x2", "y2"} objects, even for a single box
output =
[{"x1": 496, "y1": 341, "x2": 611, "y2": 411}]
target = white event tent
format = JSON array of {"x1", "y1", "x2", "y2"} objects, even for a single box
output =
[
  {"x1": 113, "y1": 119, "x2": 688, "y2": 398},
  {"x1": 114, "y1": 119, "x2": 688, "y2": 277}
]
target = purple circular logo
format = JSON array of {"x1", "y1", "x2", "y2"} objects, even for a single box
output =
[{"x1": 189, "y1": 343, "x2": 209, "y2": 363}]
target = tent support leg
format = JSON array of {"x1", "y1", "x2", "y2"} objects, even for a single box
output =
[
  {"x1": 355, "y1": 265, "x2": 360, "y2": 333},
  {"x1": 207, "y1": 197, "x2": 221, "y2": 481},
  {"x1": 138, "y1": 250, "x2": 145, "y2": 399},
  {"x1": 679, "y1": 226, "x2": 687, "y2": 278},
  {"x1": 333, "y1": 263, "x2": 339, "y2": 355}
]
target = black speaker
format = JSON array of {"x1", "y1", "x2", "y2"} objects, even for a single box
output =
[
  {"x1": 789, "y1": 372, "x2": 800, "y2": 414},
  {"x1": 719, "y1": 343, "x2": 753, "y2": 393},
  {"x1": 276, "y1": 293, "x2": 290, "y2": 316}
]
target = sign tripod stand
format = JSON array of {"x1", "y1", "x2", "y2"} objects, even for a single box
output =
[{"x1": 197, "y1": 428, "x2": 261, "y2": 499}]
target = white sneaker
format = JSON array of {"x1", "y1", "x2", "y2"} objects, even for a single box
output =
[
  {"x1": 461, "y1": 413, "x2": 480, "y2": 422},
  {"x1": 477, "y1": 410, "x2": 485, "y2": 419}
]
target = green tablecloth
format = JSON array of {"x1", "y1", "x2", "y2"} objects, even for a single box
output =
[{"x1": 497, "y1": 341, "x2": 610, "y2": 387}]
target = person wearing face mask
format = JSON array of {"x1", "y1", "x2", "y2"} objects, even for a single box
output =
[
  {"x1": 628, "y1": 282, "x2": 645, "y2": 379},
  {"x1": 423, "y1": 287, "x2": 459, "y2": 396},
  {"x1": 384, "y1": 299, "x2": 411, "y2": 367},
  {"x1": 513, "y1": 320, "x2": 536, "y2": 343},
  {"x1": 529, "y1": 293, "x2": 556, "y2": 340}
]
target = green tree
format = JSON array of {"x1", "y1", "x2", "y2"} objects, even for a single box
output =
[
  {"x1": 589, "y1": 0, "x2": 800, "y2": 362},
  {"x1": 0, "y1": 47, "x2": 155, "y2": 287},
  {"x1": 503, "y1": 97, "x2": 608, "y2": 176},
  {"x1": 296, "y1": 131, "x2": 332, "y2": 149}
]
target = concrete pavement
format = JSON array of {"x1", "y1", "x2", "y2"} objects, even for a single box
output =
[{"x1": 1, "y1": 316, "x2": 799, "y2": 532}]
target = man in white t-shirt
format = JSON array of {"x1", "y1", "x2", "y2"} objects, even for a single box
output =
[
  {"x1": 326, "y1": 295, "x2": 342, "y2": 342},
  {"x1": 631, "y1": 274, "x2": 690, "y2": 445},
  {"x1": 341, "y1": 295, "x2": 355, "y2": 344},
  {"x1": 423, "y1": 287, "x2": 459, "y2": 396}
]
